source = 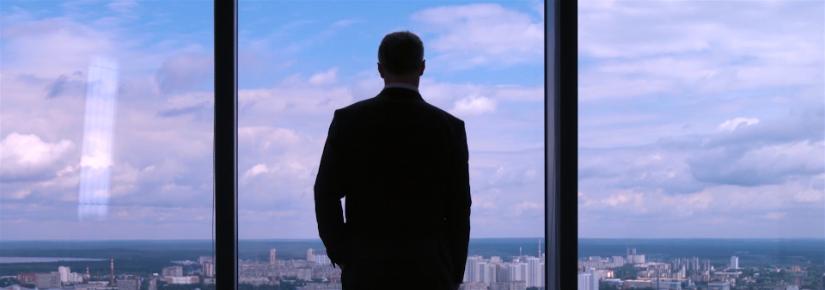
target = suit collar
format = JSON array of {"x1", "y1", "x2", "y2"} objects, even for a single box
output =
[
  {"x1": 383, "y1": 82, "x2": 419, "y2": 92},
  {"x1": 378, "y1": 87, "x2": 424, "y2": 102}
]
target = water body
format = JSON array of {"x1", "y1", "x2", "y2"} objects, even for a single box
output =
[
  {"x1": 579, "y1": 239, "x2": 825, "y2": 266},
  {"x1": 0, "y1": 257, "x2": 104, "y2": 264}
]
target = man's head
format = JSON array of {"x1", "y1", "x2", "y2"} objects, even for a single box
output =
[{"x1": 377, "y1": 31, "x2": 425, "y2": 83}]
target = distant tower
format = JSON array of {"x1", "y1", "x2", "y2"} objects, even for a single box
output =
[
  {"x1": 306, "y1": 248, "x2": 315, "y2": 262},
  {"x1": 269, "y1": 248, "x2": 278, "y2": 265},
  {"x1": 109, "y1": 257, "x2": 115, "y2": 286},
  {"x1": 85, "y1": 266, "x2": 91, "y2": 281},
  {"x1": 538, "y1": 239, "x2": 542, "y2": 257},
  {"x1": 58, "y1": 266, "x2": 71, "y2": 283},
  {"x1": 729, "y1": 256, "x2": 739, "y2": 269}
]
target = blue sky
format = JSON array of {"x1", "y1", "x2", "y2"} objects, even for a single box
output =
[
  {"x1": 578, "y1": 0, "x2": 824, "y2": 238},
  {"x1": 0, "y1": 0, "x2": 544, "y2": 240},
  {"x1": 0, "y1": 0, "x2": 822, "y2": 241}
]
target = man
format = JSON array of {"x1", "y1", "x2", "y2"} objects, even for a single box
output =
[{"x1": 314, "y1": 31, "x2": 471, "y2": 290}]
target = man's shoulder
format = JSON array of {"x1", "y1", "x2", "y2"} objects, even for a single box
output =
[
  {"x1": 424, "y1": 102, "x2": 464, "y2": 128},
  {"x1": 335, "y1": 95, "x2": 464, "y2": 128},
  {"x1": 336, "y1": 96, "x2": 380, "y2": 114},
  {"x1": 409, "y1": 99, "x2": 464, "y2": 129}
]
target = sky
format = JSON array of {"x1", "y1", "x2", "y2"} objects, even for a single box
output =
[
  {"x1": 0, "y1": 0, "x2": 544, "y2": 240},
  {"x1": 0, "y1": 0, "x2": 822, "y2": 241},
  {"x1": 578, "y1": 0, "x2": 825, "y2": 238}
]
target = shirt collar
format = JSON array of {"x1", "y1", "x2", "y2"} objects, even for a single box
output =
[{"x1": 383, "y1": 82, "x2": 419, "y2": 92}]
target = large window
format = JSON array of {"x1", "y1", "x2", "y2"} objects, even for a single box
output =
[
  {"x1": 0, "y1": 1, "x2": 215, "y2": 289},
  {"x1": 1, "y1": 0, "x2": 560, "y2": 289},
  {"x1": 578, "y1": 1, "x2": 825, "y2": 290},
  {"x1": 237, "y1": 1, "x2": 546, "y2": 289}
]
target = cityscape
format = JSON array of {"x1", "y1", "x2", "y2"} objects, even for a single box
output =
[
  {"x1": 0, "y1": 239, "x2": 547, "y2": 290},
  {"x1": 2, "y1": 239, "x2": 825, "y2": 290},
  {"x1": 578, "y1": 248, "x2": 825, "y2": 290}
]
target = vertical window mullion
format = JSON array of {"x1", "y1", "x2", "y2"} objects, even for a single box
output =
[
  {"x1": 554, "y1": 0, "x2": 579, "y2": 289},
  {"x1": 214, "y1": 0, "x2": 238, "y2": 289}
]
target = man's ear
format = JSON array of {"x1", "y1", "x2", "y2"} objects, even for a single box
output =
[
  {"x1": 419, "y1": 60, "x2": 426, "y2": 76},
  {"x1": 377, "y1": 62, "x2": 385, "y2": 78}
]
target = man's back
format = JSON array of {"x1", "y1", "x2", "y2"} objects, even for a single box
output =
[{"x1": 314, "y1": 87, "x2": 471, "y2": 290}]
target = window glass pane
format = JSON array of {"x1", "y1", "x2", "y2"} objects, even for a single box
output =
[
  {"x1": 0, "y1": 1, "x2": 215, "y2": 289},
  {"x1": 578, "y1": 2, "x2": 825, "y2": 290},
  {"x1": 239, "y1": 0, "x2": 545, "y2": 289}
]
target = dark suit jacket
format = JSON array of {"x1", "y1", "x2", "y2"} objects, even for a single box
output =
[{"x1": 314, "y1": 87, "x2": 471, "y2": 290}]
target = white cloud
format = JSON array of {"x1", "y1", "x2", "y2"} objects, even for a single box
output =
[
  {"x1": 1, "y1": 17, "x2": 113, "y2": 75},
  {"x1": 239, "y1": 126, "x2": 301, "y2": 149},
  {"x1": 244, "y1": 163, "x2": 270, "y2": 180},
  {"x1": 0, "y1": 133, "x2": 73, "y2": 180},
  {"x1": 412, "y1": 3, "x2": 543, "y2": 69},
  {"x1": 718, "y1": 117, "x2": 760, "y2": 132},
  {"x1": 451, "y1": 96, "x2": 496, "y2": 116},
  {"x1": 1, "y1": 2, "x2": 544, "y2": 239},
  {"x1": 579, "y1": 1, "x2": 824, "y2": 104},
  {"x1": 239, "y1": 76, "x2": 353, "y2": 115},
  {"x1": 308, "y1": 68, "x2": 338, "y2": 86}
]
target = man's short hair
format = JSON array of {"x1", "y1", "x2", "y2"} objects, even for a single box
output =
[{"x1": 378, "y1": 31, "x2": 424, "y2": 76}]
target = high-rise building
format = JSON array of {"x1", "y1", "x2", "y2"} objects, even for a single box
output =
[
  {"x1": 464, "y1": 256, "x2": 483, "y2": 283},
  {"x1": 34, "y1": 272, "x2": 61, "y2": 289},
  {"x1": 118, "y1": 277, "x2": 141, "y2": 290},
  {"x1": 109, "y1": 257, "x2": 115, "y2": 286},
  {"x1": 202, "y1": 261, "x2": 215, "y2": 278},
  {"x1": 162, "y1": 266, "x2": 183, "y2": 277},
  {"x1": 729, "y1": 256, "x2": 739, "y2": 269},
  {"x1": 315, "y1": 254, "x2": 332, "y2": 265},
  {"x1": 269, "y1": 248, "x2": 278, "y2": 265},
  {"x1": 474, "y1": 261, "x2": 489, "y2": 283},
  {"x1": 198, "y1": 256, "x2": 213, "y2": 266},
  {"x1": 307, "y1": 248, "x2": 315, "y2": 262},
  {"x1": 578, "y1": 272, "x2": 593, "y2": 290},
  {"x1": 502, "y1": 262, "x2": 522, "y2": 283},
  {"x1": 626, "y1": 248, "x2": 645, "y2": 264},
  {"x1": 517, "y1": 262, "x2": 528, "y2": 284},
  {"x1": 587, "y1": 268, "x2": 600, "y2": 290},
  {"x1": 58, "y1": 266, "x2": 71, "y2": 283},
  {"x1": 526, "y1": 257, "x2": 543, "y2": 287},
  {"x1": 496, "y1": 264, "x2": 512, "y2": 282}
]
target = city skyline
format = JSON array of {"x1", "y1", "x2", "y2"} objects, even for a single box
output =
[{"x1": 577, "y1": 246, "x2": 822, "y2": 290}]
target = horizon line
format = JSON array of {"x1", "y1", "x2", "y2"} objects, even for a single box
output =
[
  {"x1": 2, "y1": 237, "x2": 825, "y2": 242},
  {"x1": 0, "y1": 237, "x2": 546, "y2": 242}
]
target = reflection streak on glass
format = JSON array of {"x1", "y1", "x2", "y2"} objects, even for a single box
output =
[{"x1": 78, "y1": 57, "x2": 119, "y2": 221}]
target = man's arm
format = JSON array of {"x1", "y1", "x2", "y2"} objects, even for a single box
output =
[
  {"x1": 448, "y1": 121, "x2": 471, "y2": 285},
  {"x1": 314, "y1": 110, "x2": 347, "y2": 268}
]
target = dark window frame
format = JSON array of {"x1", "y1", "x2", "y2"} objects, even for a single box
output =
[
  {"x1": 552, "y1": 0, "x2": 579, "y2": 289},
  {"x1": 212, "y1": 0, "x2": 577, "y2": 289},
  {"x1": 214, "y1": 0, "x2": 238, "y2": 289}
]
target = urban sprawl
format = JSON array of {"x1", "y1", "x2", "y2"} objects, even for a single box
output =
[
  {"x1": 1, "y1": 247, "x2": 547, "y2": 290},
  {"x1": 578, "y1": 248, "x2": 824, "y2": 290}
]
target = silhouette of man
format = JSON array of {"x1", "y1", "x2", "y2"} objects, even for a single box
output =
[{"x1": 314, "y1": 31, "x2": 471, "y2": 290}]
